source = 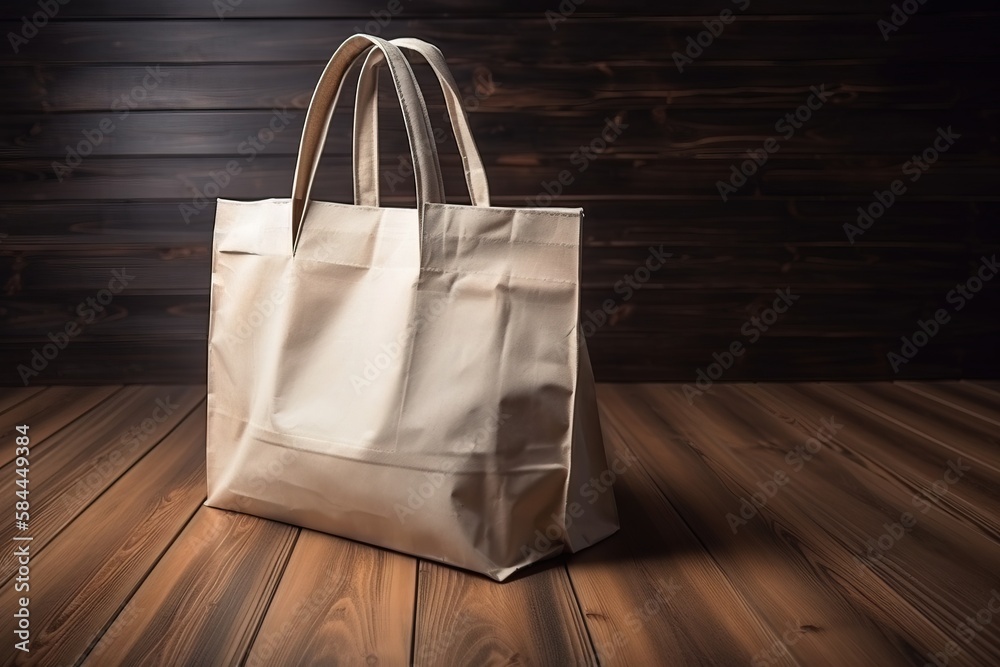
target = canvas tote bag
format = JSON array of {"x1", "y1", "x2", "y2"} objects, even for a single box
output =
[{"x1": 206, "y1": 34, "x2": 619, "y2": 581}]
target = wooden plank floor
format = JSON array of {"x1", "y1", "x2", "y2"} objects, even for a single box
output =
[{"x1": 0, "y1": 383, "x2": 997, "y2": 666}]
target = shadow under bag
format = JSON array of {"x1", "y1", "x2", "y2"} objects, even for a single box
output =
[{"x1": 205, "y1": 34, "x2": 619, "y2": 581}]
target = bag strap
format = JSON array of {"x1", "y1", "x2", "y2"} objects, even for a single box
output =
[
  {"x1": 352, "y1": 37, "x2": 490, "y2": 208},
  {"x1": 291, "y1": 34, "x2": 445, "y2": 249}
]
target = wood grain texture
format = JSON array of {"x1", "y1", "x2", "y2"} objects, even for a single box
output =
[
  {"x1": 826, "y1": 382, "x2": 1000, "y2": 476},
  {"x1": 5, "y1": 200, "x2": 998, "y2": 247},
  {"x1": 1, "y1": 2, "x2": 997, "y2": 381},
  {"x1": 81, "y1": 507, "x2": 298, "y2": 666},
  {"x1": 2, "y1": 16, "x2": 998, "y2": 64},
  {"x1": 3, "y1": 334, "x2": 999, "y2": 386},
  {"x1": 0, "y1": 385, "x2": 119, "y2": 465},
  {"x1": 0, "y1": 341, "x2": 208, "y2": 386},
  {"x1": 0, "y1": 399, "x2": 207, "y2": 667},
  {"x1": 968, "y1": 381, "x2": 1000, "y2": 396},
  {"x1": 4, "y1": 290, "x2": 1000, "y2": 343},
  {"x1": 414, "y1": 561, "x2": 596, "y2": 666},
  {"x1": 0, "y1": 387, "x2": 45, "y2": 415},
  {"x1": 0, "y1": 0, "x2": 996, "y2": 20},
  {"x1": 0, "y1": 383, "x2": 997, "y2": 664},
  {"x1": 7, "y1": 245, "x2": 1000, "y2": 296},
  {"x1": 594, "y1": 384, "x2": 915, "y2": 665},
  {"x1": 1, "y1": 0, "x2": 995, "y2": 19},
  {"x1": 4, "y1": 62, "x2": 996, "y2": 114},
  {"x1": 245, "y1": 529, "x2": 417, "y2": 666},
  {"x1": 742, "y1": 383, "x2": 1000, "y2": 545},
  {"x1": 0, "y1": 385, "x2": 204, "y2": 583},
  {"x1": 7, "y1": 109, "x2": 996, "y2": 160},
  {"x1": 6, "y1": 156, "x2": 1000, "y2": 201},
  {"x1": 568, "y1": 405, "x2": 799, "y2": 666},
  {"x1": 899, "y1": 381, "x2": 1000, "y2": 425},
  {"x1": 679, "y1": 383, "x2": 1000, "y2": 664}
]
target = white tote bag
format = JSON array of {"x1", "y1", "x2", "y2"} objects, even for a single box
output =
[{"x1": 206, "y1": 34, "x2": 619, "y2": 581}]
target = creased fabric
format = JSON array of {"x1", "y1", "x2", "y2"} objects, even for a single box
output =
[{"x1": 205, "y1": 35, "x2": 618, "y2": 581}]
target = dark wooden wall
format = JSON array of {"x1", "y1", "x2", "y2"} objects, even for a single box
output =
[{"x1": 1, "y1": 1, "x2": 998, "y2": 384}]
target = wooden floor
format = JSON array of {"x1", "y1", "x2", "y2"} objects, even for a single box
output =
[{"x1": 1, "y1": 383, "x2": 999, "y2": 666}]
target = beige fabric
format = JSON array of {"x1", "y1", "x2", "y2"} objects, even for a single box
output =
[
  {"x1": 206, "y1": 34, "x2": 618, "y2": 581},
  {"x1": 291, "y1": 34, "x2": 445, "y2": 242},
  {"x1": 353, "y1": 37, "x2": 490, "y2": 207}
]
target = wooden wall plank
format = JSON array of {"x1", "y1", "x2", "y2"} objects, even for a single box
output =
[
  {"x1": 5, "y1": 243, "x2": 999, "y2": 296},
  {"x1": 1, "y1": 3, "x2": 996, "y2": 383},
  {"x1": 1, "y1": 0, "x2": 995, "y2": 19},
  {"x1": 4, "y1": 109, "x2": 996, "y2": 160},
  {"x1": 3, "y1": 17, "x2": 999, "y2": 64},
  {"x1": 3, "y1": 156, "x2": 998, "y2": 202},
  {"x1": 4, "y1": 289, "x2": 999, "y2": 345},
  {"x1": 1, "y1": 341, "x2": 208, "y2": 385},
  {"x1": 2, "y1": 62, "x2": 996, "y2": 113},
  {"x1": 2, "y1": 331, "x2": 999, "y2": 385},
  {"x1": 1, "y1": 108, "x2": 992, "y2": 159},
  {"x1": 3, "y1": 200, "x2": 998, "y2": 246}
]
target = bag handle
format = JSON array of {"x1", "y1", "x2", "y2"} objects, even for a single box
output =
[
  {"x1": 352, "y1": 38, "x2": 490, "y2": 208},
  {"x1": 291, "y1": 34, "x2": 445, "y2": 249}
]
